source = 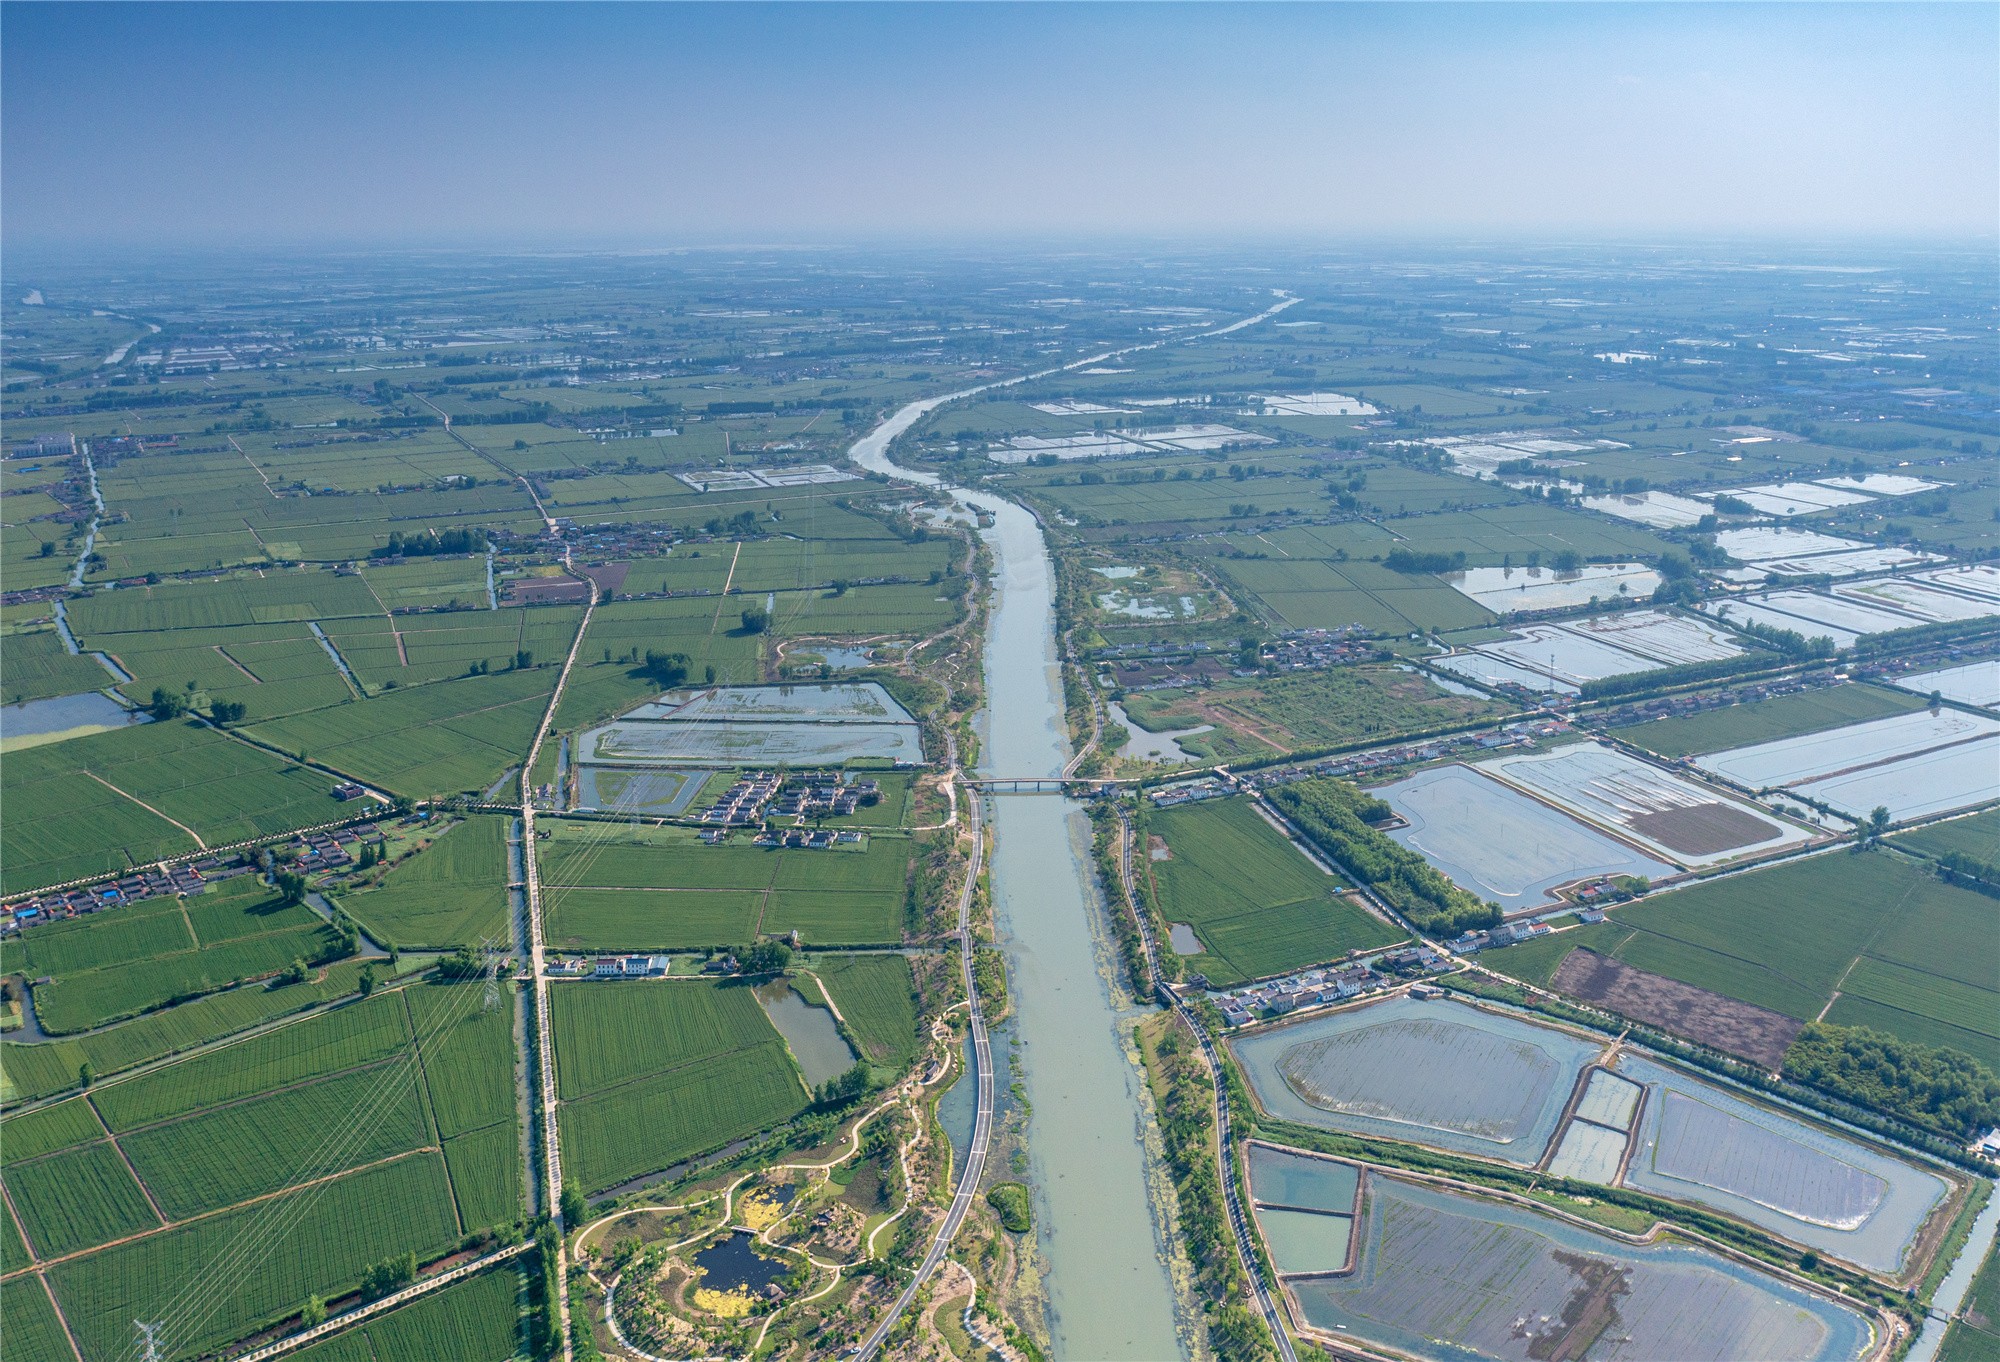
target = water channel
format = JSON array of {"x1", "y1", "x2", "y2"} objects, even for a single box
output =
[{"x1": 854, "y1": 383, "x2": 1189, "y2": 1357}]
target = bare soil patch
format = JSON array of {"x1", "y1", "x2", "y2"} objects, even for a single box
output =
[
  {"x1": 1627, "y1": 803, "x2": 1781, "y2": 858},
  {"x1": 1552, "y1": 948, "x2": 1803, "y2": 1069}
]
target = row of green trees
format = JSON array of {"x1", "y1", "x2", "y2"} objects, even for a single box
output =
[
  {"x1": 371, "y1": 527, "x2": 486, "y2": 559},
  {"x1": 1147, "y1": 1022, "x2": 1278, "y2": 1362},
  {"x1": 1266, "y1": 779, "x2": 1500, "y2": 936},
  {"x1": 1783, "y1": 1022, "x2": 2000, "y2": 1142}
]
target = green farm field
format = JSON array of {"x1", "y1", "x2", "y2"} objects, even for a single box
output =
[
  {"x1": 538, "y1": 819, "x2": 910, "y2": 946},
  {"x1": 1896, "y1": 808, "x2": 2000, "y2": 865},
  {"x1": 1145, "y1": 796, "x2": 1403, "y2": 984},
  {"x1": 45, "y1": 1154, "x2": 461, "y2": 1362},
  {"x1": 0, "y1": 628, "x2": 120, "y2": 705},
  {"x1": 4, "y1": 879, "x2": 343, "y2": 1033},
  {"x1": 333, "y1": 815, "x2": 511, "y2": 949},
  {"x1": 1122, "y1": 662, "x2": 1504, "y2": 763},
  {"x1": 1482, "y1": 850, "x2": 2000, "y2": 1068},
  {"x1": 1614, "y1": 682, "x2": 1929, "y2": 758},
  {"x1": 1206, "y1": 554, "x2": 1494, "y2": 633},
  {"x1": 0, "y1": 960, "x2": 373, "y2": 1107},
  {"x1": 0, "y1": 975, "x2": 519, "y2": 1360},
  {"x1": 0, "y1": 1276, "x2": 74, "y2": 1362},
  {"x1": 811, "y1": 953, "x2": 923, "y2": 1071},
  {"x1": 248, "y1": 667, "x2": 558, "y2": 798},
  {"x1": 1, "y1": 718, "x2": 344, "y2": 894},
  {"x1": 550, "y1": 980, "x2": 807, "y2": 1192}
]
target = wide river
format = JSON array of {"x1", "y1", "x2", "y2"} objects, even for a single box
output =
[{"x1": 854, "y1": 398, "x2": 1188, "y2": 1356}]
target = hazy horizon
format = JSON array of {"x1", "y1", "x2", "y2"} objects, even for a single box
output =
[{"x1": 5, "y1": 2, "x2": 1994, "y2": 252}]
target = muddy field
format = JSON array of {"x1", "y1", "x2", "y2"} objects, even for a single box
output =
[{"x1": 1552, "y1": 948, "x2": 1803, "y2": 1068}]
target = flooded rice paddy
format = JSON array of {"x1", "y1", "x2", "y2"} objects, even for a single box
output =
[
  {"x1": 1445, "y1": 564, "x2": 1664, "y2": 615},
  {"x1": 1435, "y1": 611, "x2": 1742, "y2": 695},
  {"x1": 1477, "y1": 741, "x2": 1811, "y2": 867},
  {"x1": 1287, "y1": 1176, "x2": 1876, "y2": 1361},
  {"x1": 1691, "y1": 707, "x2": 2000, "y2": 823},
  {"x1": 1231, "y1": 996, "x2": 1598, "y2": 1162},
  {"x1": 1894, "y1": 659, "x2": 2000, "y2": 711},
  {"x1": 578, "y1": 682, "x2": 925, "y2": 767},
  {"x1": 1703, "y1": 563, "x2": 2000, "y2": 649},
  {"x1": 1374, "y1": 765, "x2": 1675, "y2": 912}
]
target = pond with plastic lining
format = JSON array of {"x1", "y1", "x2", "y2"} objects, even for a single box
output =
[{"x1": 1286, "y1": 1175, "x2": 1877, "y2": 1361}]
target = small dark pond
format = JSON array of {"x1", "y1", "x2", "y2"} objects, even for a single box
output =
[{"x1": 692, "y1": 1230, "x2": 787, "y2": 1293}]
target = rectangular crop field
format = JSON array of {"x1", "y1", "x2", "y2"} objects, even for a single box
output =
[
  {"x1": 550, "y1": 980, "x2": 806, "y2": 1191},
  {"x1": 6, "y1": 1140, "x2": 163, "y2": 1258},
  {"x1": 1146, "y1": 797, "x2": 1402, "y2": 983},
  {"x1": 0, "y1": 1277, "x2": 74, "y2": 1362},
  {"x1": 12, "y1": 879, "x2": 340, "y2": 1034},
  {"x1": 1, "y1": 718, "x2": 338, "y2": 894},
  {"x1": 1483, "y1": 850, "x2": 2000, "y2": 1068},
  {"x1": 1121, "y1": 663, "x2": 1502, "y2": 764},
  {"x1": 46, "y1": 1153, "x2": 461, "y2": 1362},
  {"x1": 538, "y1": 820, "x2": 910, "y2": 947},
  {"x1": 812, "y1": 954, "x2": 922, "y2": 1071},
  {"x1": 334, "y1": 815, "x2": 511, "y2": 949},
  {"x1": 0, "y1": 960, "x2": 374, "y2": 1107},
  {"x1": 1622, "y1": 675, "x2": 1905, "y2": 749}
]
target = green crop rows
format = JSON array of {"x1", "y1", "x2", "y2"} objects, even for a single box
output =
[
  {"x1": 813, "y1": 954, "x2": 922, "y2": 1071},
  {"x1": 1146, "y1": 796, "x2": 1403, "y2": 984},
  {"x1": 551, "y1": 980, "x2": 807, "y2": 1192},
  {"x1": 1483, "y1": 850, "x2": 2000, "y2": 1068}
]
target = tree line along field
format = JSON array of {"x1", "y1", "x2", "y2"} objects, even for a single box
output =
[
  {"x1": 1482, "y1": 849, "x2": 2000, "y2": 1069},
  {"x1": 1613, "y1": 682, "x2": 1931, "y2": 759},
  {"x1": 329, "y1": 815, "x2": 512, "y2": 950},
  {"x1": 550, "y1": 980, "x2": 809, "y2": 1194},
  {"x1": 537, "y1": 819, "x2": 912, "y2": 950},
  {"x1": 0, "y1": 977, "x2": 520, "y2": 1362},
  {"x1": 1120, "y1": 662, "x2": 1506, "y2": 764},
  {"x1": 0, "y1": 877, "x2": 348, "y2": 1034},
  {"x1": 1143, "y1": 796, "x2": 1404, "y2": 984}
]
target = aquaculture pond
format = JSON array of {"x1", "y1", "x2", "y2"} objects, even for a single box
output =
[
  {"x1": 571, "y1": 766, "x2": 711, "y2": 816},
  {"x1": 1374, "y1": 764, "x2": 1675, "y2": 913},
  {"x1": 1616, "y1": 1054, "x2": 1949, "y2": 1275},
  {"x1": 579, "y1": 681, "x2": 927, "y2": 767},
  {"x1": 1288, "y1": 1176, "x2": 1876, "y2": 1362},
  {"x1": 0, "y1": 691, "x2": 141, "y2": 744},
  {"x1": 1231, "y1": 996, "x2": 1598, "y2": 1164}
]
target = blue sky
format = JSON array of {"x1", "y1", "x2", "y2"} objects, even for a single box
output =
[{"x1": 4, "y1": 2, "x2": 1993, "y2": 247}]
